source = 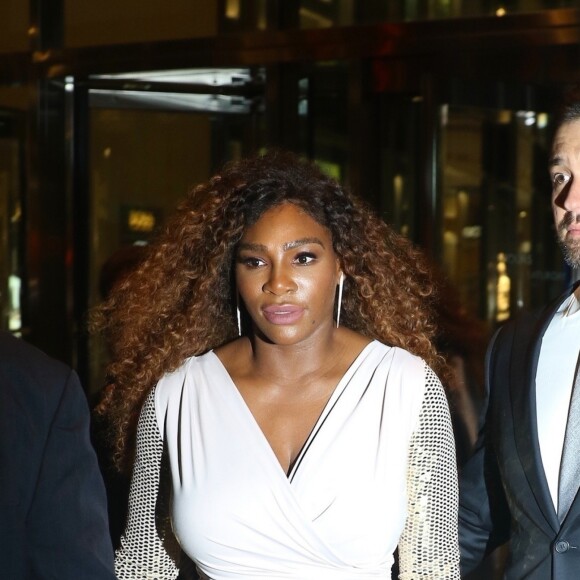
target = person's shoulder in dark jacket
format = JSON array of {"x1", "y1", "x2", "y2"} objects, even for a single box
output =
[{"x1": 0, "y1": 331, "x2": 116, "y2": 580}]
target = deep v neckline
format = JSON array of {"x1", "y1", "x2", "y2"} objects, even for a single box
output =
[{"x1": 209, "y1": 341, "x2": 377, "y2": 480}]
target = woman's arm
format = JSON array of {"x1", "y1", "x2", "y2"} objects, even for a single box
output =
[
  {"x1": 398, "y1": 366, "x2": 460, "y2": 579},
  {"x1": 115, "y1": 390, "x2": 180, "y2": 580}
]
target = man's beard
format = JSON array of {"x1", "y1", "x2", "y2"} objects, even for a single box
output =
[{"x1": 557, "y1": 212, "x2": 580, "y2": 269}]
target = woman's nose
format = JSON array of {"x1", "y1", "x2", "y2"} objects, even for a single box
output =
[{"x1": 263, "y1": 266, "x2": 297, "y2": 295}]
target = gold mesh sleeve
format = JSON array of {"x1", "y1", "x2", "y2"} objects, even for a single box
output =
[
  {"x1": 397, "y1": 366, "x2": 460, "y2": 579},
  {"x1": 115, "y1": 389, "x2": 179, "y2": 580}
]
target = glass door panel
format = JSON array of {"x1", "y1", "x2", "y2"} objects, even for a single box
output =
[
  {"x1": 297, "y1": 62, "x2": 349, "y2": 182},
  {"x1": 438, "y1": 104, "x2": 562, "y2": 328},
  {"x1": 84, "y1": 69, "x2": 266, "y2": 395},
  {"x1": 377, "y1": 94, "x2": 423, "y2": 239},
  {"x1": 0, "y1": 112, "x2": 23, "y2": 334}
]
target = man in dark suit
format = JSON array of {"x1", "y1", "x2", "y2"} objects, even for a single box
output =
[
  {"x1": 459, "y1": 89, "x2": 580, "y2": 579},
  {"x1": 0, "y1": 331, "x2": 116, "y2": 579}
]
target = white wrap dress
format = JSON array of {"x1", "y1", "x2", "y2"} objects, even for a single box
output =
[{"x1": 115, "y1": 341, "x2": 460, "y2": 579}]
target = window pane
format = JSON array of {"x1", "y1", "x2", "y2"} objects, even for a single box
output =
[
  {"x1": 438, "y1": 104, "x2": 563, "y2": 327},
  {"x1": 65, "y1": 0, "x2": 218, "y2": 47},
  {"x1": 0, "y1": 1, "x2": 29, "y2": 53}
]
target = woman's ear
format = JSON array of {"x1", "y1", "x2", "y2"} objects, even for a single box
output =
[{"x1": 335, "y1": 257, "x2": 343, "y2": 280}]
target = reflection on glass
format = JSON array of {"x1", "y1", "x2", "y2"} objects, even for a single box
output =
[
  {"x1": 87, "y1": 85, "x2": 265, "y2": 396},
  {"x1": 378, "y1": 95, "x2": 421, "y2": 238},
  {"x1": 295, "y1": 0, "x2": 574, "y2": 26},
  {"x1": 0, "y1": 135, "x2": 22, "y2": 334},
  {"x1": 221, "y1": 0, "x2": 267, "y2": 31},
  {"x1": 226, "y1": 0, "x2": 241, "y2": 20},
  {"x1": 88, "y1": 108, "x2": 215, "y2": 396},
  {"x1": 297, "y1": 62, "x2": 348, "y2": 186},
  {"x1": 8, "y1": 274, "x2": 21, "y2": 331},
  {"x1": 495, "y1": 252, "x2": 511, "y2": 322},
  {"x1": 438, "y1": 104, "x2": 561, "y2": 329}
]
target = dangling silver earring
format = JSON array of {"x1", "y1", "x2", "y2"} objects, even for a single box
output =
[
  {"x1": 336, "y1": 273, "x2": 344, "y2": 328},
  {"x1": 236, "y1": 294, "x2": 242, "y2": 336}
]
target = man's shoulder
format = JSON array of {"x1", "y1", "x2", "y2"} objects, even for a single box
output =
[
  {"x1": 495, "y1": 309, "x2": 539, "y2": 341},
  {"x1": 0, "y1": 331, "x2": 73, "y2": 396},
  {"x1": 493, "y1": 287, "x2": 572, "y2": 348},
  {"x1": 0, "y1": 331, "x2": 68, "y2": 369}
]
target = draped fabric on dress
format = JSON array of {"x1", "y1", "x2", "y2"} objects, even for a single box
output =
[{"x1": 115, "y1": 341, "x2": 460, "y2": 579}]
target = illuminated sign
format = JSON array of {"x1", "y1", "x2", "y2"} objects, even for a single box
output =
[
  {"x1": 127, "y1": 209, "x2": 156, "y2": 233},
  {"x1": 121, "y1": 205, "x2": 162, "y2": 243}
]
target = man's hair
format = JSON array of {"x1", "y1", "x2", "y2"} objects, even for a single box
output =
[{"x1": 553, "y1": 85, "x2": 580, "y2": 132}]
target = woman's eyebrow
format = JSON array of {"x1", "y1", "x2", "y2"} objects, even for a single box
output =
[
  {"x1": 238, "y1": 237, "x2": 325, "y2": 253},
  {"x1": 283, "y1": 237, "x2": 325, "y2": 251}
]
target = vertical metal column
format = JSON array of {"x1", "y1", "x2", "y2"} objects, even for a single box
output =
[
  {"x1": 25, "y1": 0, "x2": 73, "y2": 362},
  {"x1": 346, "y1": 60, "x2": 380, "y2": 209},
  {"x1": 417, "y1": 73, "x2": 440, "y2": 258}
]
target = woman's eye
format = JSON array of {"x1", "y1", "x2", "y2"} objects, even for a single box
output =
[
  {"x1": 239, "y1": 256, "x2": 264, "y2": 268},
  {"x1": 294, "y1": 252, "x2": 316, "y2": 265}
]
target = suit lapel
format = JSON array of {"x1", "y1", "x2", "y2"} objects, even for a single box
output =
[
  {"x1": 557, "y1": 283, "x2": 580, "y2": 528},
  {"x1": 561, "y1": 482, "x2": 580, "y2": 528},
  {"x1": 511, "y1": 290, "x2": 573, "y2": 534}
]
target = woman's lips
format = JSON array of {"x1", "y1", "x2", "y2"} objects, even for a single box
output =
[{"x1": 262, "y1": 304, "x2": 304, "y2": 325}]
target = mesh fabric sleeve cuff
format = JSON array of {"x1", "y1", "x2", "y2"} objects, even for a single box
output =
[
  {"x1": 115, "y1": 389, "x2": 180, "y2": 580},
  {"x1": 398, "y1": 365, "x2": 461, "y2": 579}
]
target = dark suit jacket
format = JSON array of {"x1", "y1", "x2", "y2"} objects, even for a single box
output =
[
  {"x1": 0, "y1": 331, "x2": 116, "y2": 579},
  {"x1": 459, "y1": 285, "x2": 580, "y2": 579}
]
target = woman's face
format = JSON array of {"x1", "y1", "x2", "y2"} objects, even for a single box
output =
[{"x1": 236, "y1": 202, "x2": 341, "y2": 346}]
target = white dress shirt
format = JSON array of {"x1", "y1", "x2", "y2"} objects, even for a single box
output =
[{"x1": 536, "y1": 291, "x2": 580, "y2": 511}]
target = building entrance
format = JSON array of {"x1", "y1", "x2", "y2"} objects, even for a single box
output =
[{"x1": 74, "y1": 68, "x2": 266, "y2": 395}]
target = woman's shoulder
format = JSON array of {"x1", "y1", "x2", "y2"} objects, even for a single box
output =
[
  {"x1": 338, "y1": 328, "x2": 430, "y2": 383},
  {"x1": 367, "y1": 341, "x2": 436, "y2": 406},
  {"x1": 153, "y1": 350, "x2": 215, "y2": 406},
  {"x1": 160, "y1": 351, "x2": 207, "y2": 380},
  {"x1": 370, "y1": 340, "x2": 429, "y2": 373}
]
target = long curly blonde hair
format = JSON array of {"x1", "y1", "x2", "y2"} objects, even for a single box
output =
[{"x1": 91, "y1": 150, "x2": 442, "y2": 471}]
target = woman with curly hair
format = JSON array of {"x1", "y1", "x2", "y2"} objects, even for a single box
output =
[{"x1": 93, "y1": 150, "x2": 459, "y2": 579}]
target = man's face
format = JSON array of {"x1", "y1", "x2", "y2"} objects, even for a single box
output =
[{"x1": 550, "y1": 118, "x2": 580, "y2": 268}]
